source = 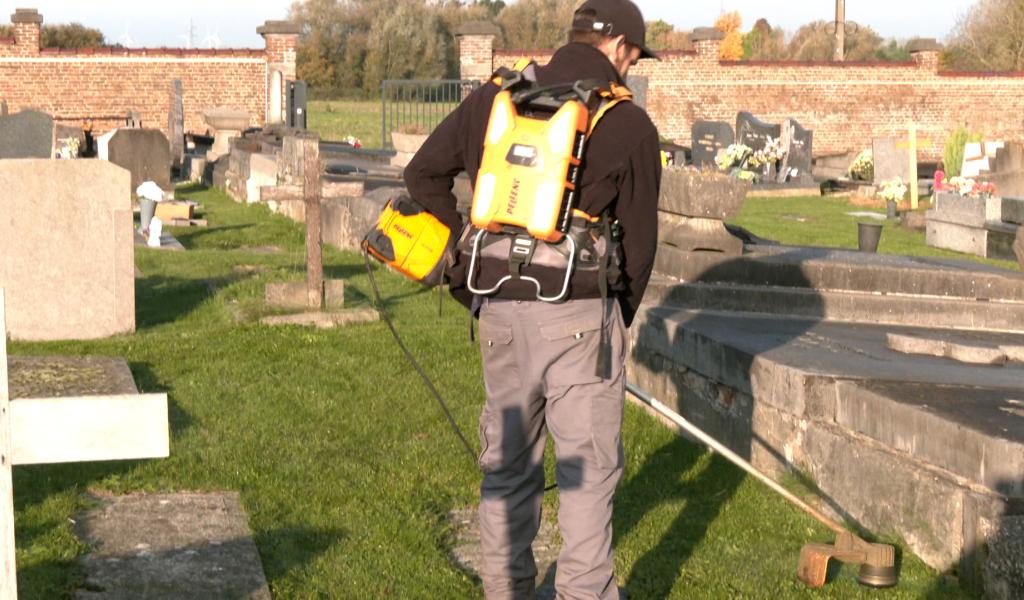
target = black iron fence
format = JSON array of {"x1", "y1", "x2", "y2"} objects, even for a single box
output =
[{"x1": 380, "y1": 79, "x2": 480, "y2": 149}]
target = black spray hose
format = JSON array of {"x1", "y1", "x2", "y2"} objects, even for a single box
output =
[
  {"x1": 363, "y1": 251, "x2": 557, "y2": 492},
  {"x1": 363, "y1": 251, "x2": 477, "y2": 462}
]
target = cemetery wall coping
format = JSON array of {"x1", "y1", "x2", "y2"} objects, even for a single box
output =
[
  {"x1": 722, "y1": 59, "x2": 917, "y2": 68},
  {"x1": 456, "y1": 21, "x2": 501, "y2": 37},
  {"x1": 690, "y1": 27, "x2": 725, "y2": 42},
  {"x1": 35, "y1": 47, "x2": 266, "y2": 58},
  {"x1": 906, "y1": 38, "x2": 944, "y2": 53},
  {"x1": 256, "y1": 20, "x2": 303, "y2": 36},
  {"x1": 494, "y1": 48, "x2": 696, "y2": 59},
  {"x1": 939, "y1": 70, "x2": 1024, "y2": 78},
  {"x1": 10, "y1": 9, "x2": 42, "y2": 24}
]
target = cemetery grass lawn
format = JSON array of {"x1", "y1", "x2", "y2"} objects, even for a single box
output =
[
  {"x1": 733, "y1": 195, "x2": 1020, "y2": 271},
  {"x1": 8, "y1": 187, "x2": 977, "y2": 599},
  {"x1": 308, "y1": 100, "x2": 383, "y2": 148}
]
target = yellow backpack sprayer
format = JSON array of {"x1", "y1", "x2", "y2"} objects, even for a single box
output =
[{"x1": 361, "y1": 63, "x2": 899, "y2": 591}]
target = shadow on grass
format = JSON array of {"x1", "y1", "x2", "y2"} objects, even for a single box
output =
[
  {"x1": 135, "y1": 274, "x2": 256, "y2": 329},
  {"x1": 622, "y1": 252, "x2": 821, "y2": 598},
  {"x1": 174, "y1": 224, "x2": 256, "y2": 250},
  {"x1": 615, "y1": 439, "x2": 746, "y2": 598}
]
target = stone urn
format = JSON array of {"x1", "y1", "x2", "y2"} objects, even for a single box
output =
[
  {"x1": 390, "y1": 131, "x2": 429, "y2": 168},
  {"x1": 203, "y1": 108, "x2": 251, "y2": 162}
]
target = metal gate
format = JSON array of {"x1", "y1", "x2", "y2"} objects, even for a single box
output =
[{"x1": 381, "y1": 79, "x2": 480, "y2": 149}]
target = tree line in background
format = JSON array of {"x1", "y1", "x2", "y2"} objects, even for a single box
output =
[
  {"x1": 0, "y1": 23, "x2": 106, "y2": 48},
  {"x1": 287, "y1": 0, "x2": 1023, "y2": 98},
  {"x1": 0, "y1": 0, "x2": 1019, "y2": 93}
]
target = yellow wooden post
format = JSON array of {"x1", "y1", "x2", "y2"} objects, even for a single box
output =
[{"x1": 908, "y1": 122, "x2": 919, "y2": 210}]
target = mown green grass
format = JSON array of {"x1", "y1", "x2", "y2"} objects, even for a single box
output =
[
  {"x1": 9, "y1": 187, "x2": 979, "y2": 598},
  {"x1": 733, "y1": 195, "x2": 1019, "y2": 271},
  {"x1": 308, "y1": 100, "x2": 384, "y2": 149}
]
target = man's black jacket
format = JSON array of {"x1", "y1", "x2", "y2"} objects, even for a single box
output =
[{"x1": 403, "y1": 42, "x2": 661, "y2": 327}]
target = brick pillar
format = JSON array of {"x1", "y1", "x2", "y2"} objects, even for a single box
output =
[
  {"x1": 456, "y1": 22, "x2": 501, "y2": 83},
  {"x1": 908, "y1": 38, "x2": 943, "y2": 72},
  {"x1": 258, "y1": 20, "x2": 302, "y2": 126},
  {"x1": 690, "y1": 27, "x2": 724, "y2": 63},
  {"x1": 10, "y1": 8, "x2": 41, "y2": 57}
]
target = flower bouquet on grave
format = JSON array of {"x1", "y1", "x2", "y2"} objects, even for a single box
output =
[
  {"x1": 57, "y1": 137, "x2": 80, "y2": 160},
  {"x1": 879, "y1": 177, "x2": 908, "y2": 203},
  {"x1": 715, "y1": 143, "x2": 760, "y2": 182},
  {"x1": 343, "y1": 135, "x2": 362, "y2": 149},
  {"x1": 947, "y1": 176, "x2": 996, "y2": 199},
  {"x1": 848, "y1": 149, "x2": 873, "y2": 181}
]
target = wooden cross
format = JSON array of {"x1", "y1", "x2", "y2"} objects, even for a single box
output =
[
  {"x1": 894, "y1": 122, "x2": 938, "y2": 210},
  {"x1": 300, "y1": 132, "x2": 324, "y2": 310},
  {"x1": 0, "y1": 291, "x2": 169, "y2": 599}
]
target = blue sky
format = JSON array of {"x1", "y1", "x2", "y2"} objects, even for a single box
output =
[{"x1": 5, "y1": 1, "x2": 976, "y2": 48}]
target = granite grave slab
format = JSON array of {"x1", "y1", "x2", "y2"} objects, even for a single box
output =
[{"x1": 0, "y1": 109, "x2": 55, "y2": 159}]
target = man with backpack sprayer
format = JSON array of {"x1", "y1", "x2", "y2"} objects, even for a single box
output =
[{"x1": 401, "y1": 1, "x2": 662, "y2": 597}]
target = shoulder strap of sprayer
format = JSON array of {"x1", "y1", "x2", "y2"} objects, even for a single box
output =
[{"x1": 490, "y1": 60, "x2": 632, "y2": 141}]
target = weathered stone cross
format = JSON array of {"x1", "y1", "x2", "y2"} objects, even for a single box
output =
[{"x1": 0, "y1": 291, "x2": 169, "y2": 599}]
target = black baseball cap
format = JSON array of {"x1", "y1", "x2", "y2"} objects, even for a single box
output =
[{"x1": 572, "y1": 0, "x2": 659, "y2": 60}]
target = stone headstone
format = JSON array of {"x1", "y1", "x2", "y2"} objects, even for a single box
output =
[
  {"x1": 126, "y1": 110, "x2": 142, "y2": 129},
  {"x1": 735, "y1": 111, "x2": 780, "y2": 154},
  {"x1": 246, "y1": 153, "x2": 278, "y2": 204},
  {"x1": 0, "y1": 110, "x2": 55, "y2": 159},
  {"x1": 780, "y1": 118, "x2": 813, "y2": 182},
  {"x1": 625, "y1": 75, "x2": 648, "y2": 109},
  {"x1": 1003, "y1": 197, "x2": 1024, "y2": 226},
  {"x1": 691, "y1": 121, "x2": 734, "y2": 169},
  {"x1": 961, "y1": 141, "x2": 1003, "y2": 178},
  {"x1": 98, "y1": 129, "x2": 172, "y2": 192},
  {"x1": 873, "y1": 137, "x2": 911, "y2": 185},
  {"x1": 54, "y1": 123, "x2": 86, "y2": 158},
  {"x1": 0, "y1": 160, "x2": 135, "y2": 341},
  {"x1": 168, "y1": 80, "x2": 185, "y2": 170},
  {"x1": 989, "y1": 142, "x2": 1024, "y2": 175}
]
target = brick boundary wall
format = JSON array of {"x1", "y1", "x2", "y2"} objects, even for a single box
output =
[
  {"x1": 0, "y1": 9, "x2": 300, "y2": 138},
  {"x1": 457, "y1": 29, "x2": 1024, "y2": 163}
]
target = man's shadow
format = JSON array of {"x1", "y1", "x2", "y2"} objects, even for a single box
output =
[{"x1": 618, "y1": 248, "x2": 825, "y2": 598}]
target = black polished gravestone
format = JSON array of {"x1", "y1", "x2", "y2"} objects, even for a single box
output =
[
  {"x1": 735, "y1": 111, "x2": 780, "y2": 154},
  {"x1": 691, "y1": 121, "x2": 734, "y2": 168},
  {"x1": 779, "y1": 118, "x2": 813, "y2": 182},
  {"x1": 98, "y1": 129, "x2": 172, "y2": 191},
  {"x1": 0, "y1": 109, "x2": 55, "y2": 159}
]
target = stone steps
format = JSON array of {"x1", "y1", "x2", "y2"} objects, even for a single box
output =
[
  {"x1": 628, "y1": 306, "x2": 1024, "y2": 575},
  {"x1": 653, "y1": 244, "x2": 1024, "y2": 303},
  {"x1": 644, "y1": 279, "x2": 1024, "y2": 332}
]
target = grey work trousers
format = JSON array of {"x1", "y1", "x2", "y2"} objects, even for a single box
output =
[{"x1": 476, "y1": 297, "x2": 626, "y2": 600}]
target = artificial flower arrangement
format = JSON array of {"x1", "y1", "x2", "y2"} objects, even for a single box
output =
[
  {"x1": 57, "y1": 137, "x2": 80, "y2": 159},
  {"x1": 939, "y1": 173, "x2": 997, "y2": 199},
  {"x1": 747, "y1": 136, "x2": 786, "y2": 169},
  {"x1": 715, "y1": 143, "x2": 752, "y2": 170},
  {"x1": 714, "y1": 143, "x2": 762, "y2": 182},
  {"x1": 878, "y1": 177, "x2": 907, "y2": 203},
  {"x1": 848, "y1": 149, "x2": 873, "y2": 181},
  {"x1": 343, "y1": 135, "x2": 362, "y2": 148}
]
